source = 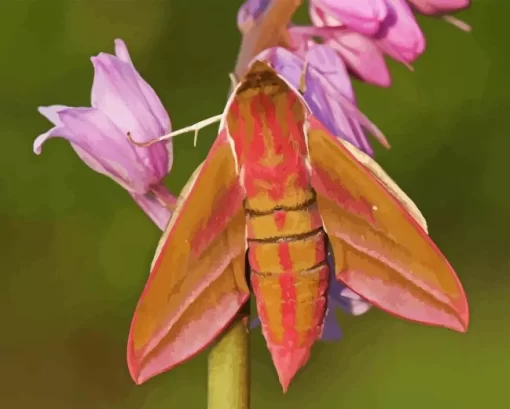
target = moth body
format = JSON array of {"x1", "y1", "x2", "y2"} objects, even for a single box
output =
[{"x1": 226, "y1": 66, "x2": 329, "y2": 389}]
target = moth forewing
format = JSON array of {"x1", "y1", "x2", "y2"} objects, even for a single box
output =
[
  {"x1": 339, "y1": 139, "x2": 428, "y2": 233},
  {"x1": 306, "y1": 121, "x2": 469, "y2": 333},
  {"x1": 150, "y1": 162, "x2": 205, "y2": 271}
]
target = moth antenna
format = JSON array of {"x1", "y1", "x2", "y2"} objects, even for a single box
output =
[
  {"x1": 442, "y1": 15, "x2": 472, "y2": 32},
  {"x1": 299, "y1": 57, "x2": 309, "y2": 95},
  {"x1": 382, "y1": 42, "x2": 415, "y2": 72},
  {"x1": 127, "y1": 114, "x2": 224, "y2": 147},
  {"x1": 229, "y1": 73, "x2": 239, "y2": 89},
  {"x1": 127, "y1": 132, "x2": 154, "y2": 147},
  {"x1": 403, "y1": 61, "x2": 415, "y2": 72}
]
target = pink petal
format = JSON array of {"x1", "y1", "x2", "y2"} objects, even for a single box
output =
[
  {"x1": 113, "y1": 39, "x2": 172, "y2": 147},
  {"x1": 237, "y1": 0, "x2": 270, "y2": 33},
  {"x1": 129, "y1": 187, "x2": 174, "y2": 231},
  {"x1": 328, "y1": 268, "x2": 373, "y2": 316},
  {"x1": 35, "y1": 105, "x2": 128, "y2": 187},
  {"x1": 328, "y1": 31, "x2": 391, "y2": 87},
  {"x1": 408, "y1": 0, "x2": 470, "y2": 14},
  {"x1": 306, "y1": 45, "x2": 356, "y2": 102},
  {"x1": 113, "y1": 39, "x2": 173, "y2": 174},
  {"x1": 91, "y1": 50, "x2": 169, "y2": 179},
  {"x1": 37, "y1": 105, "x2": 69, "y2": 127},
  {"x1": 56, "y1": 107, "x2": 161, "y2": 193},
  {"x1": 259, "y1": 46, "x2": 384, "y2": 154},
  {"x1": 310, "y1": 0, "x2": 389, "y2": 35},
  {"x1": 320, "y1": 309, "x2": 343, "y2": 341},
  {"x1": 302, "y1": 47, "x2": 389, "y2": 147},
  {"x1": 36, "y1": 105, "x2": 176, "y2": 229},
  {"x1": 308, "y1": 8, "x2": 391, "y2": 87},
  {"x1": 34, "y1": 105, "x2": 74, "y2": 154},
  {"x1": 305, "y1": 45, "x2": 374, "y2": 153},
  {"x1": 375, "y1": 0, "x2": 426, "y2": 63},
  {"x1": 288, "y1": 29, "x2": 315, "y2": 58},
  {"x1": 338, "y1": 287, "x2": 373, "y2": 316}
]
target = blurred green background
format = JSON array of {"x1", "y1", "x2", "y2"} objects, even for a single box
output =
[{"x1": 1, "y1": 0, "x2": 508, "y2": 408}]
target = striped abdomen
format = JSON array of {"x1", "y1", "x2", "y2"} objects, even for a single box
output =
[{"x1": 245, "y1": 187, "x2": 330, "y2": 388}]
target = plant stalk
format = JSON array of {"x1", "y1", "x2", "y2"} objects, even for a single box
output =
[{"x1": 207, "y1": 304, "x2": 250, "y2": 409}]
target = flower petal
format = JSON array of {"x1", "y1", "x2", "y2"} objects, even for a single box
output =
[
  {"x1": 34, "y1": 105, "x2": 74, "y2": 154},
  {"x1": 408, "y1": 0, "x2": 470, "y2": 14},
  {"x1": 113, "y1": 39, "x2": 173, "y2": 174},
  {"x1": 113, "y1": 39, "x2": 172, "y2": 145},
  {"x1": 55, "y1": 107, "x2": 162, "y2": 193},
  {"x1": 332, "y1": 32, "x2": 391, "y2": 87},
  {"x1": 237, "y1": 0, "x2": 271, "y2": 33},
  {"x1": 261, "y1": 46, "x2": 384, "y2": 154},
  {"x1": 35, "y1": 105, "x2": 128, "y2": 185},
  {"x1": 375, "y1": 0, "x2": 426, "y2": 63},
  {"x1": 250, "y1": 316, "x2": 261, "y2": 329},
  {"x1": 308, "y1": 8, "x2": 391, "y2": 87},
  {"x1": 129, "y1": 188, "x2": 174, "y2": 231},
  {"x1": 310, "y1": 0, "x2": 388, "y2": 35},
  {"x1": 320, "y1": 309, "x2": 343, "y2": 341},
  {"x1": 329, "y1": 279, "x2": 373, "y2": 316},
  {"x1": 90, "y1": 49, "x2": 169, "y2": 179},
  {"x1": 38, "y1": 105, "x2": 70, "y2": 127},
  {"x1": 304, "y1": 45, "x2": 374, "y2": 153}
]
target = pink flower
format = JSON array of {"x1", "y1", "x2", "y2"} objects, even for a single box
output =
[
  {"x1": 308, "y1": 0, "x2": 425, "y2": 86},
  {"x1": 237, "y1": 0, "x2": 271, "y2": 34},
  {"x1": 34, "y1": 39, "x2": 176, "y2": 230},
  {"x1": 291, "y1": 22, "x2": 393, "y2": 87},
  {"x1": 306, "y1": 0, "x2": 470, "y2": 85},
  {"x1": 307, "y1": 0, "x2": 390, "y2": 36},
  {"x1": 238, "y1": 0, "x2": 471, "y2": 87}
]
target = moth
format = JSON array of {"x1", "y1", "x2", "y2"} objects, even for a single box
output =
[{"x1": 127, "y1": 60, "x2": 469, "y2": 392}]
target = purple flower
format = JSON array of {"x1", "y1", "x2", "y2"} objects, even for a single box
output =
[
  {"x1": 237, "y1": 0, "x2": 471, "y2": 87},
  {"x1": 34, "y1": 39, "x2": 176, "y2": 230},
  {"x1": 258, "y1": 45, "x2": 388, "y2": 155},
  {"x1": 307, "y1": 0, "x2": 471, "y2": 84},
  {"x1": 308, "y1": 0, "x2": 425, "y2": 86},
  {"x1": 237, "y1": 0, "x2": 271, "y2": 33},
  {"x1": 308, "y1": 0, "x2": 390, "y2": 36}
]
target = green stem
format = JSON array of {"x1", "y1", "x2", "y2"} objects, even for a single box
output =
[
  {"x1": 207, "y1": 304, "x2": 250, "y2": 409},
  {"x1": 206, "y1": 5, "x2": 302, "y2": 406}
]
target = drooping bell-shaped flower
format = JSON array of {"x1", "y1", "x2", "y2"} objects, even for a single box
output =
[
  {"x1": 259, "y1": 45, "x2": 388, "y2": 155},
  {"x1": 237, "y1": 0, "x2": 470, "y2": 87},
  {"x1": 307, "y1": 0, "x2": 471, "y2": 84},
  {"x1": 34, "y1": 39, "x2": 176, "y2": 230},
  {"x1": 308, "y1": 0, "x2": 425, "y2": 85},
  {"x1": 307, "y1": 0, "x2": 390, "y2": 36}
]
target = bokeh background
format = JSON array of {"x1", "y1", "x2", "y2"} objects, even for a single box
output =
[{"x1": 1, "y1": 0, "x2": 508, "y2": 408}]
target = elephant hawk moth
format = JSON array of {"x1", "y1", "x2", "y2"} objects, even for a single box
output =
[{"x1": 127, "y1": 60, "x2": 469, "y2": 392}]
